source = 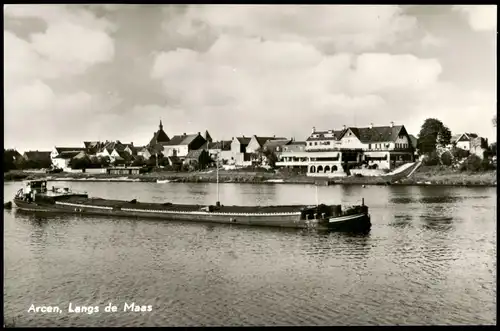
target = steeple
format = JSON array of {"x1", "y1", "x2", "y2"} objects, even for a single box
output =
[{"x1": 159, "y1": 119, "x2": 163, "y2": 131}]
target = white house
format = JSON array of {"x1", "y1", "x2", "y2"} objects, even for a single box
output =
[
  {"x1": 162, "y1": 133, "x2": 206, "y2": 159},
  {"x1": 51, "y1": 146, "x2": 86, "y2": 169},
  {"x1": 229, "y1": 137, "x2": 252, "y2": 166},
  {"x1": 305, "y1": 127, "x2": 344, "y2": 152},
  {"x1": 305, "y1": 122, "x2": 415, "y2": 176},
  {"x1": 451, "y1": 133, "x2": 488, "y2": 158},
  {"x1": 246, "y1": 135, "x2": 288, "y2": 154},
  {"x1": 275, "y1": 141, "x2": 309, "y2": 171},
  {"x1": 337, "y1": 122, "x2": 414, "y2": 170},
  {"x1": 136, "y1": 146, "x2": 152, "y2": 160}
]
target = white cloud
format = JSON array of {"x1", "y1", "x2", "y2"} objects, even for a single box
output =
[
  {"x1": 347, "y1": 53, "x2": 442, "y2": 94},
  {"x1": 31, "y1": 22, "x2": 114, "y2": 70},
  {"x1": 150, "y1": 5, "x2": 497, "y2": 141},
  {"x1": 175, "y1": 5, "x2": 418, "y2": 52},
  {"x1": 421, "y1": 33, "x2": 442, "y2": 47},
  {"x1": 4, "y1": 5, "x2": 496, "y2": 150},
  {"x1": 150, "y1": 34, "x2": 445, "y2": 136},
  {"x1": 454, "y1": 5, "x2": 497, "y2": 31},
  {"x1": 404, "y1": 82, "x2": 496, "y2": 139},
  {"x1": 4, "y1": 5, "x2": 117, "y2": 151},
  {"x1": 4, "y1": 4, "x2": 116, "y2": 32}
]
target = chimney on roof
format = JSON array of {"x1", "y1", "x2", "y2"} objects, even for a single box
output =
[
  {"x1": 183, "y1": 133, "x2": 186, "y2": 135},
  {"x1": 390, "y1": 121, "x2": 394, "y2": 128},
  {"x1": 343, "y1": 125, "x2": 346, "y2": 130},
  {"x1": 273, "y1": 135, "x2": 275, "y2": 138},
  {"x1": 370, "y1": 123, "x2": 373, "y2": 129},
  {"x1": 312, "y1": 126, "x2": 316, "y2": 134}
]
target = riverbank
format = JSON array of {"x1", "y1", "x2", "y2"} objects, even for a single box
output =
[{"x1": 4, "y1": 166, "x2": 497, "y2": 187}]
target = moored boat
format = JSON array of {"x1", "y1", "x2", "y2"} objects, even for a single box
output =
[{"x1": 11, "y1": 180, "x2": 371, "y2": 232}]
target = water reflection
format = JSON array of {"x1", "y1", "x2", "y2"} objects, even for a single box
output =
[
  {"x1": 420, "y1": 215, "x2": 454, "y2": 232},
  {"x1": 418, "y1": 196, "x2": 464, "y2": 204},
  {"x1": 3, "y1": 181, "x2": 497, "y2": 326},
  {"x1": 391, "y1": 215, "x2": 414, "y2": 228}
]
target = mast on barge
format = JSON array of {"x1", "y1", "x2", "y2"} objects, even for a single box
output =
[{"x1": 216, "y1": 151, "x2": 220, "y2": 208}]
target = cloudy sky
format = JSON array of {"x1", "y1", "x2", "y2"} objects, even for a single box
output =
[{"x1": 4, "y1": 4, "x2": 497, "y2": 152}]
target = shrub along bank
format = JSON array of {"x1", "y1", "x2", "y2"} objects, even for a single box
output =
[{"x1": 3, "y1": 164, "x2": 496, "y2": 186}]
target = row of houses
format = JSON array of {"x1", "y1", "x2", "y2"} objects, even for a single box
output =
[
  {"x1": 136, "y1": 120, "x2": 419, "y2": 177},
  {"x1": 7, "y1": 120, "x2": 489, "y2": 177}
]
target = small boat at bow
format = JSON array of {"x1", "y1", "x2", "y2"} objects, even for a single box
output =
[{"x1": 11, "y1": 180, "x2": 371, "y2": 232}]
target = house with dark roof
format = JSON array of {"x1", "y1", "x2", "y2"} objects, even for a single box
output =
[
  {"x1": 148, "y1": 120, "x2": 170, "y2": 147},
  {"x1": 162, "y1": 132, "x2": 207, "y2": 159},
  {"x1": 83, "y1": 141, "x2": 105, "y2": 155},
  {"x1": 231, "y1": 137, "x2": 251, "y2": 153},
  {"x1": 246, "y1": 135, "x2": 288, "y2": 154},
  {"x1": 452, "y1": 133, "x2": 480, "y2": 151},
  {"x1": 136, "y1": 146, "x2": 152, "y2": 160},
  {"x1": 229, "y1": 136, "x2": 253, "y2": 166},
  {"x1": 199, "y1": 140, "x2": 232, "y2": 162},
  {"x1": 203, "y1": 140, "x2": 232, "y2": 152},
  {"x1": 262, "y1": 139, "x2": 292, "y2": 152},
  {"x1": 184, "y1": 149, "x2": 205, "y2": 166},
  {"x1": 304, "y1": 122, "x2": 416, "y2": 177},
  {"x1": 305, "y1": 127, "x2": 345, "y2": 152},
  {"x1": 338, "y1": 122, "x2": 414, "y2": 169},
  {"x1": 451, "y1": 132, "x2": 489, "y2": 158},
  {"x1": 51, "y1": 146, "x2": 86, "y2": 161},
  {"x1": 275, "y1": 141, "x2": 309, "y2": 171},
  {"x1": 109, "y1": 148, "x2": 134, "y2": 165},
  {"x1": 282, "y1": 141, "x2": 307, "y2": 153},
  {"x1": 52, "y1": 151, "x2": 83, "y2": 169},
  {"x1": 94, "y1": 141, "x2": 134, "y2": 159}
]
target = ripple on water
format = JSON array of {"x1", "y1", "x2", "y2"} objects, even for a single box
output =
[{"x1": 3, "y1": 182, "x2": 497, "y2": 326}]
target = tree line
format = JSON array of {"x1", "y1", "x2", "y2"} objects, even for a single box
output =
[
  {"x1": 3, "y1": 151, "x2": 52, "y2": 172},
  {"x1": 417, "y1": 118, "x2": 496, "y2": 172}
]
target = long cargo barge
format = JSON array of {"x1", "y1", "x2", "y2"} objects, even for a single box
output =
[{"x1": 11, "y1": 180, "x2": 371, "y2": 232}]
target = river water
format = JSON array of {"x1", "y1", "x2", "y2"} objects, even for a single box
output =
[{"x1": 3, "y1": 181, "x2": 497, "y2": 326}]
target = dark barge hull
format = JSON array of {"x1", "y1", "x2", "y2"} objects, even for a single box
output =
[{"x1": 12, "y1": 197, "x2": 371, "y2": 232}]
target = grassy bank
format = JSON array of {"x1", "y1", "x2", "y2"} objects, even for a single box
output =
[
  {"x1": 3, "y1": 166, "x2": 497, "y2": 187},
  {"x1": 394, "y1": 165, "x2": 497, "y2": 186}
]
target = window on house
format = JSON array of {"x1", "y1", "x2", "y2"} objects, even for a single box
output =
[
  {"x1": 368, "y1": 144, "x2": 371, "y2": 149},
  {"x1": 314, "y1": 142, "x2": 318, "y2": 145}
]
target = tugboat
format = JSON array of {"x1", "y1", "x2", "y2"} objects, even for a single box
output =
[{"x1": 12, "y1": 179, "x2": 371, "y2": 232}]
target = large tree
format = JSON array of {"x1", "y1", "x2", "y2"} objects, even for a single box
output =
[
  {"x1": 417, "y1": 118, "x2": 452, "y2": 155},
  {"x1": 197, "y1": 150, "x2": 212, "y2": 170},
  {"x1": 98, "y1": 156, "x2": 111, "y2": 168},
  {"x1": 262, "y1": 148, "x2": 278, "y2": 169},
  {"x1": 69, "y1": 156, "x2": 91, "y2": 169},
  {"x1": 131, "y1": 155, "x2": 146, "y2": 167}
]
